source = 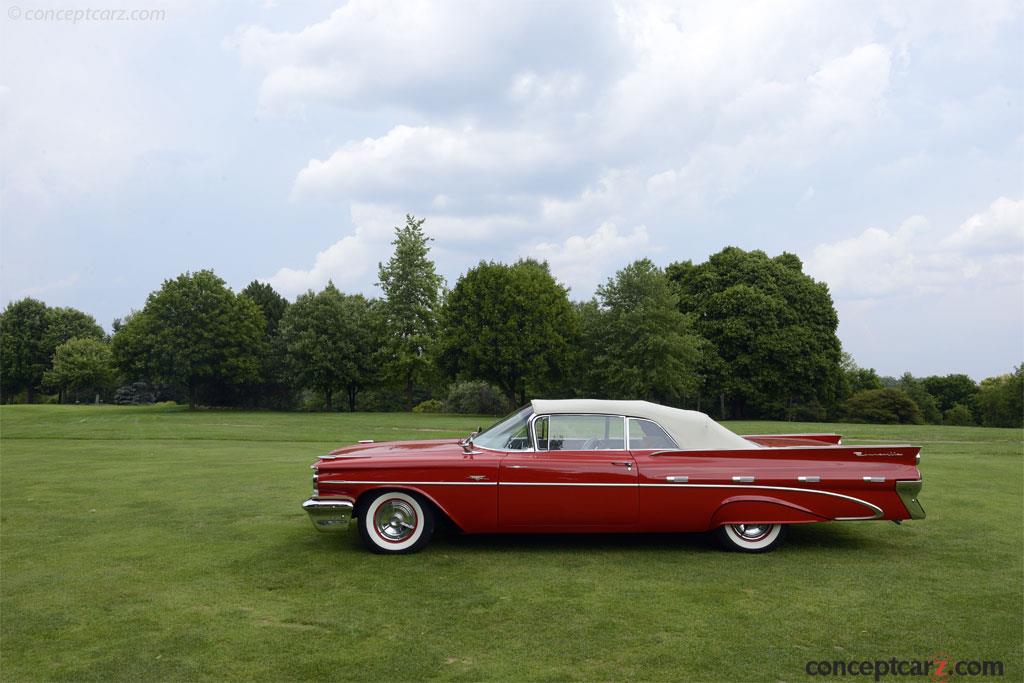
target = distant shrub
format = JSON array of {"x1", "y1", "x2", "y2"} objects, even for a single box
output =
[
  {"x1": 943, "y1": 403, "x2": 975, "y2": 426},
  {"x1": 842, "y1": 388, "x2": 924, "y2": 425},
  {"x1": 786, "y1": 400, "x2": 827, "y2": 422},
  {"x1": 114, "y1": 382, "x2": 155, "y2": 405},
  {"x1": 445, "y1": 380, "x2": 509, "y2": 415},
  {"x1": 413, "y1": 399, "x2": 444, "y2": 413}
]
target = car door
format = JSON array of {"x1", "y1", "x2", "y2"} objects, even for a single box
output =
[{"x1": 499, "y1": 414, "x2": 639, "y2": 530}]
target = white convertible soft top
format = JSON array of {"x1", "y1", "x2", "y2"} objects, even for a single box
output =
[{"x1": 530, "y1": 399, "x2": 758, "y2": 451}]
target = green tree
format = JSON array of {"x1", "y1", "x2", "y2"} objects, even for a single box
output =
[
  {"x1": 241, "y1": 281, "x2": 289, "y2": 337},
  {"x1": 842, "y1": 388, "x2": 925, "y2": 424},
  {"x1": 240, "y1": 281, "x2": 293, "y2": 408},
  {"x1": 585, "y1": 259, "x2": 702, "y2": 404},
  {"x1": 920, "y1": 374, "x2": 978, "y2": 413},
  {"x1": 43, "y1": 337, "x2": 116, "y2": 403},
  {"x1": 110, "y1": 270, "x2": 264, "y2": 408},
  {"x1": 667, "y1": 248, "x2": 843, "y2": 419},
  {"x1": 975, "y1": 365, "x2": 1023, "y2": 428},
  {"x1": 0, "y1": 298, "x2": 52, "y2": 402},
  {"x1": 896, "y1": 372, "x2": 942, "y2": 424},
  {"x1": 279, "y1": 284, "x2": 381, "y2": 411},
  {"x1": 438, "y1": 259, "x2": 575, "y2": 405},
  {"x1": 377, "y1": 215, "x2": 444, "y2": 410},
  {"x1": 44, "y1": 307, "x2": 105, "y2": 351},
  {"x1": 840, "y1": 352, "x2": 884, "y2": 395},
  {"x1": 943, "y1": 403, "x2": 975, "y2": 426}
]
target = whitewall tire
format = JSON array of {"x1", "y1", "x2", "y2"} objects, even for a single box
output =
[
  {"x1": 714, "y1": 523, "x2": 787, "y2": 553},
  {"x1": 358, "y1": 491, "x2": 434, "y2": 554}
]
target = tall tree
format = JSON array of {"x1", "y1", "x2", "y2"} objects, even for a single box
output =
[
  {"x1": 975, "y1": 365, "x2": 1023, "y2": 428},
  {"x1": 44, "y1": 307, "x2": 105, "y2": 351},
  {"x1": 896, "y1": 373, "x2": 942, "y2": 424},
  {"x1": 438, "y1": 259, "x2": 576, "y2": 405},
  {"x1": 920, "y1": 374, "x2": 978, "y2": 413},
  {"x1": 377, "y1": 215, "x2": 444, "y2": 410},
  {"x1": 279, "y1": 284, "x2": 381, "y2": 411},
  {"x1": 587, "y1": 259, "x2": 703, "y2": 404},
  {"x1": 241, "y1": 281, "x2": 289, "y2": 337},
  {"x1": 43, "y1": 337, "x2": 116, "y2": 403},
  {"x1": 0, "y1": 298, "x2": 51, "y2": 402},
  {"x1": 667, "y1": 248, "x2": 843, "y2": 419},
  {"x1": 240, "y1": 281, "x2": 293, "y2": 408},
  {"x1": 841, "y1": 352, "x2": 884, "y2": 395},
  {"x1": 110, "y1": 270, "x2": 264, "y2": 408}
]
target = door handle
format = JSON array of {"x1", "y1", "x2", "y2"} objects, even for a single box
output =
[
  {"x1": 506, "y1": 464, "x2": 526, "y2": 469},
  {"x1": 612, "y1": 461, "x2": 633, "y2": 470}
]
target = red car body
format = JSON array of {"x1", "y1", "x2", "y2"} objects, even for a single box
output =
[{"x1": 303, "y1": 400, "x2": 925, "y2": 553}]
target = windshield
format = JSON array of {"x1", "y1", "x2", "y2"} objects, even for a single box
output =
[{"x1": 473, "y1": 405, "x2": 533, "y2": 451}]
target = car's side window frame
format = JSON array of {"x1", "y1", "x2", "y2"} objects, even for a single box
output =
[
  {"x1": 625, "y1": 417, "x2": 679, "y2": 450},
  {"x1": 530, "y1": 413, "x2": 627, "y2": 452}
]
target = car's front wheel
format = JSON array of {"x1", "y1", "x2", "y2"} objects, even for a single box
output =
[
  {"x1": 714, "y1": 523, "x2": 787, "y2": 552},
  {"x1": 358, "y1": 491, "x2": 434, "y2": 554}
]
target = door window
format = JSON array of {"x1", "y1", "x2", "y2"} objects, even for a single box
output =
[{"x1": 536, "y1": 415, "x2": 625, "y2": 451}]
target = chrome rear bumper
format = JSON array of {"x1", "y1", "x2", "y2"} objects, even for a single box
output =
[
  {"x1": 895, "y1": 480, "x2": 926, "y2": 520},
  {"x1": 302, "y1": 498, "x2": 354, "y2": 533}
]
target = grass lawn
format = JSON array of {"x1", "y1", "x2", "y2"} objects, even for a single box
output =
[{"x1": 1, "y1": 405, "x2": 1021, "y2": 681}]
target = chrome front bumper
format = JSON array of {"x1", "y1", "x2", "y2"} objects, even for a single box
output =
[
  {"x1": 895, "y1": 480, "x2": 926, "y2": 520},
  {"x1": 302, "y1": 498, "x2": 354, "y2": 533}
]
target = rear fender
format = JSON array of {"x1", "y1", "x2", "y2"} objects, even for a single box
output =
[{"x1": 710, "y1": 496, "x2": 828, "y2": 527}]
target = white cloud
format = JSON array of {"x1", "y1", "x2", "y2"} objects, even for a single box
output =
[
  {"x1": 807, "y1": 197, "x2": 1024, "y2": 300},
  {"x1": 941, "y1": 196, "x2": 1024, "y2": 252},
  {"x1": 526, "y1": 222, "x2": 650, "y2": 297},
  {"x1": 230, "y1": 0, "x2": 617, "y2": 112},
  {"x1": 292, "y1": 124, "x2": 567, "y2": 201},
  {"x1": 262, "y1": 203, "x2": 398, "y2": 298},
  {"x1": 641, "y1": 42, "x2": 892, "y2": 205}
]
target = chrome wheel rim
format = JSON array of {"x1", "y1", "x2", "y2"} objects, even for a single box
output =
[
  {"x1": 373, "y1": 499, "x2": 417, "y2": 543},
  {"x1": 731, "y1": 524, "x2": 772, "y2": 542}
]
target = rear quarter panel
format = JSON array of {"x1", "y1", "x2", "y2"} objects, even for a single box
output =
[{"x1": 634, "y1": 445, "x2": 921, "y2": 531}]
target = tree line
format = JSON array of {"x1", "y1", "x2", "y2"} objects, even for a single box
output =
[{"x1": 1, "y1": 215, "x2": 1021, "y2": 427}]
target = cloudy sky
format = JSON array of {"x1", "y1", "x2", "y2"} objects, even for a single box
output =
[{"x1": 1, "y1": 0, "x2": 1022, "y2": 379}]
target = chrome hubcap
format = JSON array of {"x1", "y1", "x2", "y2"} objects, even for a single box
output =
[
  {"x1": 374, "y1": 499, "x2": 417, "y2": 542},
  {"x1": 732, "y1": 524, "x2": 772, "y2": 542}
]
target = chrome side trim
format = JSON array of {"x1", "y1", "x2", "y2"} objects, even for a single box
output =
[
  {"x1": 648, "y1": 443, "x2": 916, "y2": 454},
  {"x1": 635, "y1": 483, "x2": 884, "y2": 520},
  {"x1": 797, "y1": 476, "x2": 821, "y2": 483},
  {"x1": 501, "y1": 481, "x2": 635, "y2": 487},
  {"x1": 863, "y1": 476, "x2": 886, "y2": 483},
  {"x1": 732, "y1": 475, "x2": 756, "y2": 483},
  {"x1": 327, "y1": 480, "x2": 497, "y2": 486}
]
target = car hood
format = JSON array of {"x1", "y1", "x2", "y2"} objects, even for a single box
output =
[{"x1": 322, "y1": 438, "x2": 469, "y2": 461}]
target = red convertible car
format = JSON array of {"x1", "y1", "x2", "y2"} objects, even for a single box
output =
[{"x1": 302, "y1": 400, "x2": 925, "y2": 554}]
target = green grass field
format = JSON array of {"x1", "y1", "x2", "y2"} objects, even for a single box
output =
[{"x1": 1, "y1": 405, "x2": 1021, "y2": 681}]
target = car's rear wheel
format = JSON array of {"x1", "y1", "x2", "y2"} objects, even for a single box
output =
[
  {"x1": 358, "y1": 491, "x2": 434, "y2": 554},
  {"x1": 714, "y1": 523, "x2": 787, "y2": 552}
]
